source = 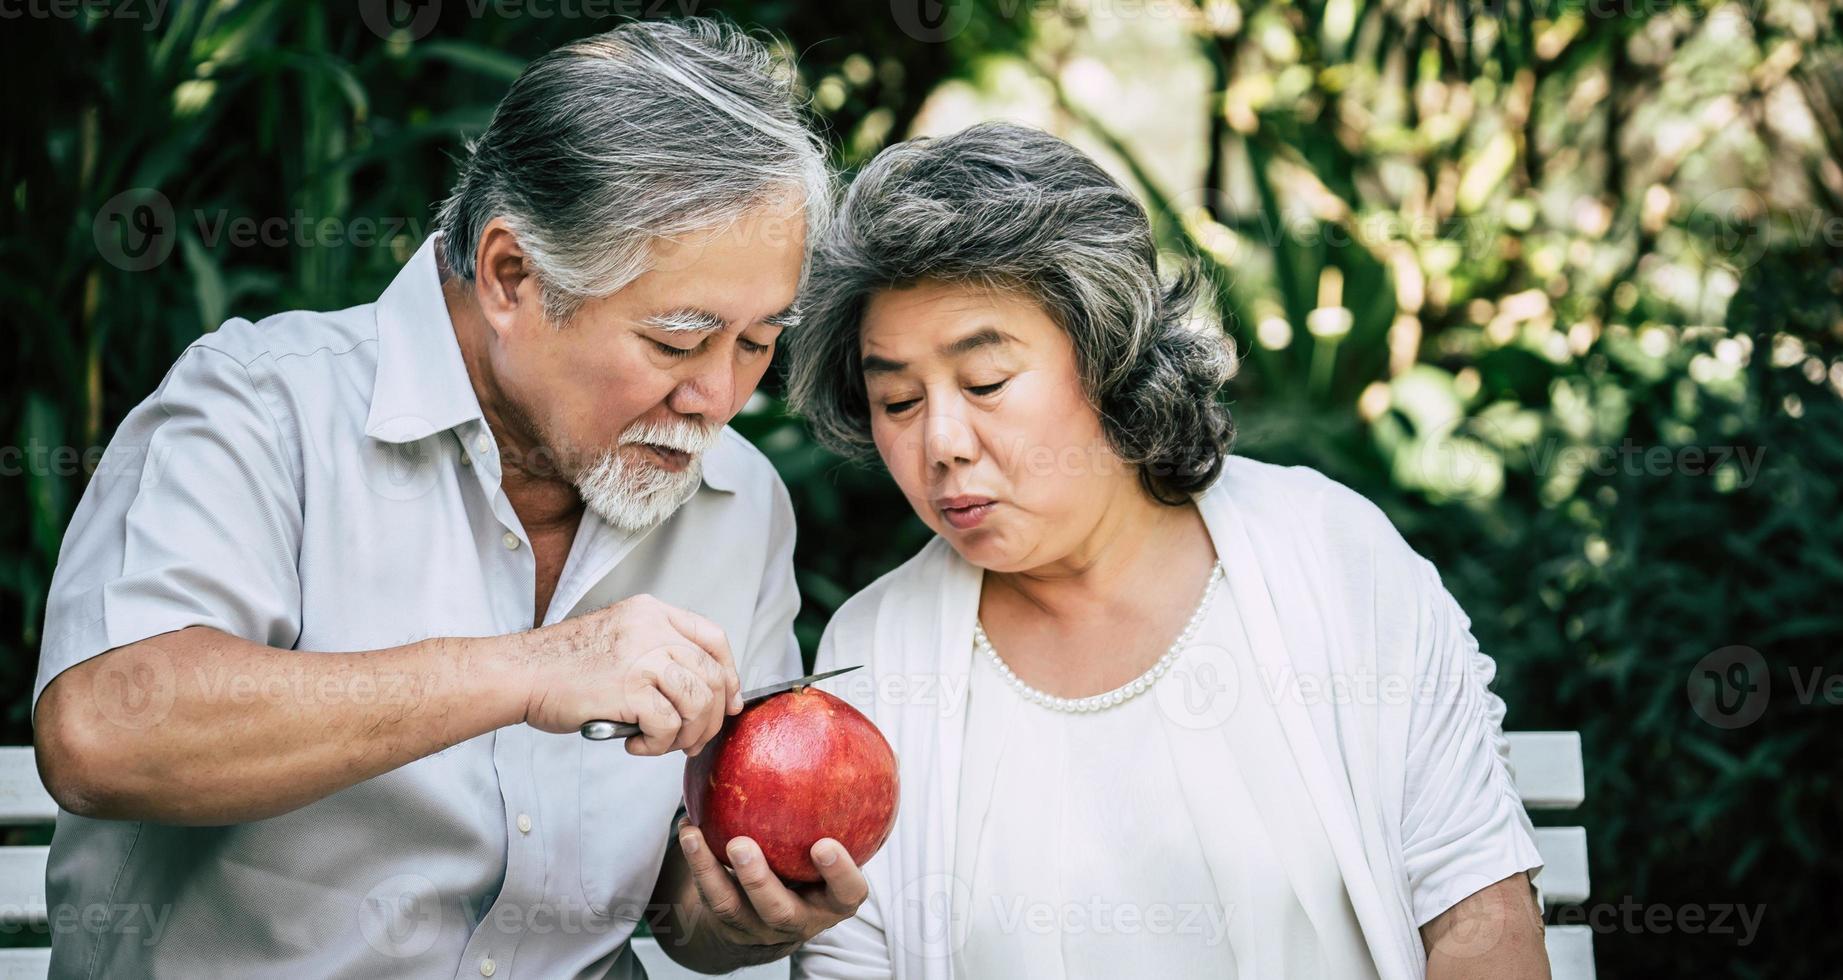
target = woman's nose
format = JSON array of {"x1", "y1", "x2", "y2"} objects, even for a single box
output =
[{"x1": 922, "y1": 403, "x2": 979, "y2": 469}]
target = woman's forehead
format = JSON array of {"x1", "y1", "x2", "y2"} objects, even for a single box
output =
[{"x1": 859, "y1": 282, "x2": 1056, "y2": 357}]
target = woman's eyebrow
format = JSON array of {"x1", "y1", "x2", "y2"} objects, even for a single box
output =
[
  {"x1": 861, "y1": 326, "x2": 1017, "y2": 376},
  {"x1": 940, "y1": 326, "x2": 1015, "y2": 358}
]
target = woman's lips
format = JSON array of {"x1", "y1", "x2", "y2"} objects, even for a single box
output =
[{"x1": 937, "y1": 495, "x2": 997, "y2": 530}]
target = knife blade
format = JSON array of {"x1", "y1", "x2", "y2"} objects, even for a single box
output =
[{"x1": 579, "y1": 665, "x2": 862, "y2": 741}]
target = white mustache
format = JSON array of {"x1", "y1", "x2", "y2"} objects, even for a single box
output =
[{"x1": 617, "y1": 417, "x2": 718, "y2": 456}]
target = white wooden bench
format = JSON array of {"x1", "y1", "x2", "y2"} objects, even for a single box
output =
[{"x1": 0, "y1": 736, "x2": 1594, "y2": 978}]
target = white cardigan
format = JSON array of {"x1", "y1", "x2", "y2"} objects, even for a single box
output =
[{"x1": 796, "y1": 457, "x2": 1546, "y2": 980}]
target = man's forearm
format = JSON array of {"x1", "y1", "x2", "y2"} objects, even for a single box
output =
[
  {"x1": 646, "y1": 828, "x2": 800, "y2": 973},
  {"x1": 35, "y1": 625, "x2": 532, "y2": 825}
]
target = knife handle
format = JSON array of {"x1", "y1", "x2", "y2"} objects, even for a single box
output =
[{"x1": 581, "y1": 720, "x2": 643, "y2": 740}]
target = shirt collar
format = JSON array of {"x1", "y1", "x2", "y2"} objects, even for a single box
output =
[
  {"x1": 364, "y1": 234, "x2": 485, "y2": 444},
  {"x1": 364, "y1": 234, "x2": 740, "y2": 495}
]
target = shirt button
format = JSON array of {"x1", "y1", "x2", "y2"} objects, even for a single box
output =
[
  {"x1": 475, "y1": 434, "x2": 492, "y2": 454},
  {"x1": 479, "y1": 957, "x2": 496, "y2": 977},
  {"x1": 517, "y1": 813, "x2": 532, "y2": 834},
  {"x1": 502, "y1": 532, "x2": 520, "y2": 551},
  {"x1": 458, "y1": 450, "x2": 472, "y2": 467}
]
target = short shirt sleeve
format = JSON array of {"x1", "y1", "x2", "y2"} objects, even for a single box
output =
[
  {"x1": 1399, "y1": 554, "x2": 1547, "y2": 927},
  {"x1": 35, "y1": 339, "x2": 303, "y2": 712}
]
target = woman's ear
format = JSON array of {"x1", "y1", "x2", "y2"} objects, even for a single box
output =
[{"x1": 472, "y1": 218, "x2": 542, "y2": 339}]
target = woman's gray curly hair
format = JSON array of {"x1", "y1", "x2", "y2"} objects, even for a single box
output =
[{"x1": 786, "y1": 122, "x2": 1238, "y2": 505}]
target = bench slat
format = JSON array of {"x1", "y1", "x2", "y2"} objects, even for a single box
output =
[
  {"x1": 0, "y1": 737, "x2": 1596, "y2": 977},
  {"x1": 1507, "y1": 731, "x2": 1585, "y2": 809},
  {"x1": 0, "y1": 947, "x2": 51, "y2": 980},
  {"x1": 0, "y1": 749, "x2": 55, "y2": 826},
  {"x1": 1545, "y1": 923, "x2": 1597, "y2": 980},
  {"x1": 1533, "y1": 826, "x2": 1591, "y2": 905},
  {"x1": 0, "y1": 846, "x2": 47, "y2": 928}
]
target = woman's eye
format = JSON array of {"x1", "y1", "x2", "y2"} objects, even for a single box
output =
[
  {"x1": 652, "y1": 340, "x2": 697, "y2": 358},
  {"x1": 967, "y1": 380, "x2": 1009, "y2": 397},
  {"x1": 883, "y1": 398, "x2": 921, "y2": 416}
]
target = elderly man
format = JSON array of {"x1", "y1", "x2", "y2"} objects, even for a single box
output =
[{"x1": 32, "y1": 19, "x2": 864, "y2": 978}]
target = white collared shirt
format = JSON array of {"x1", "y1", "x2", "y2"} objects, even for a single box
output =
[{"x1": 35, "y1": 235, "x2": 801, "y2": 978}]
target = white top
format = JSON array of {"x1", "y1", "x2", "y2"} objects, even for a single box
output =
[
  {"x1": 952, "y1": 585, "x2": 1379, "y2": 979},
  {"x1": 34, "y1": 234, "x2": 802, "y2": 979},
  {"x1": 795, "y1": 457, "x2": 1548, "y2": 980}
]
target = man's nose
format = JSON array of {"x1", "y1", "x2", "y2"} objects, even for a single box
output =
[{"x1": 667, "y1": 356, "x2": 736, "y2": 421}]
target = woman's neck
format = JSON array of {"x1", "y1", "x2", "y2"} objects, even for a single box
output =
[{"x1": 985, "y1": 482, "x2": 1211, "y2": 627}]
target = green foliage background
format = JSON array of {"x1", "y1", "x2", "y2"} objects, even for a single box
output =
[{"x1": 2, "y1": 1, "x2": 1839, "y2": 976}]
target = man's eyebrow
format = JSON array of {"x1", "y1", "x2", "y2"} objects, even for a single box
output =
[
  {"x1": 641, "y1": 308, "x2": 727, "y2": 333},
  {"x1": 860, "y1": 327, "x2": 1017, "y2": 377},
  {"x1": 763, "y1": 305, "x2": 803, "y2": 329}
]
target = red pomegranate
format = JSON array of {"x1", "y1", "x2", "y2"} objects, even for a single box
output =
[{"x1": 684, "y1": 686, "x2": 899, "y2": 883}]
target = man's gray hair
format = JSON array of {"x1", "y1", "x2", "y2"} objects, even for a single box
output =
[
  {"x1": 437, "y1": 18, "x2": 831, "y2": 321},
  {"x1": 787, "y1": 122, "x2": 1237, "y2": 505}
]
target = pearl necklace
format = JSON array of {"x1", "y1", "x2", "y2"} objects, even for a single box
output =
[{"x1": 973, "y1": 562, "x2": 1226, "y2": 713}]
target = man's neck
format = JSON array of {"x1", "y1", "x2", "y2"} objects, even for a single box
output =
[{"x1": 441, "y1": 274, "x2": 585, "y2": 537}]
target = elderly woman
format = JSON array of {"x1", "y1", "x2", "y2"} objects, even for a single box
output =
[{"x1": 785, "y1": 123, "x2": 1549, "y2": 980}]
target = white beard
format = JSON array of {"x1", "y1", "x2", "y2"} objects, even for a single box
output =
[{"x1": 574, "y1": 416, "x2": 720, "y2": 532}]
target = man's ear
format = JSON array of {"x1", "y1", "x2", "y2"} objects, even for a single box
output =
[{"x1": 473, "y1": 218, "x2": 543, "y2": 339}]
